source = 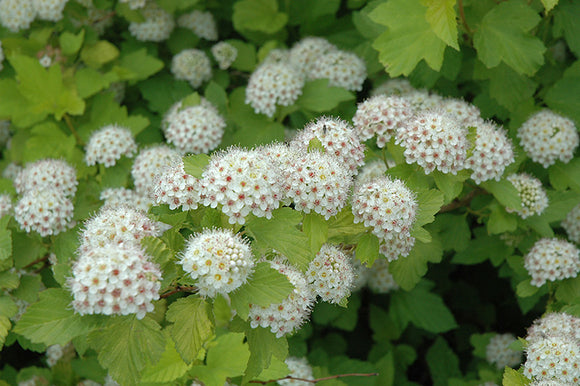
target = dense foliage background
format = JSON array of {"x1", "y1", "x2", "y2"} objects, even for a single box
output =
[{"x1": 0, "y1": 0, "x2": 579, "y2": 385}]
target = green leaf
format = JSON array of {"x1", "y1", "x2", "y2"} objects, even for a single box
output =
[
  {"x1": 502, "y1": 367, "x2": 531, "y2": 386},
  {"x1": 487, "y1": 203, "x2": 518, "y2": 234},
  {"x1": 139, "y1": 74, "x2": 193, "y2": 114},
  {"x1": 157, "y1": 0, "x2": 198, "y2": 12},
  {"x1": 549, "y1": 159, "x2": 580, "y2": 192},
  {"x1": 226, "y1": 40, "x2": 257, "y2": 72},
  {"x1": 296, "y1": 79, "x2": 355, "y2": 112},
  {"x1": 13, "y1": 289, "x2": 94, "y2": 346},
  {"x1": 116, "y1": 49, "x2": 164, "y2": 82},
  {"x1": 0, "y1": 79, "x2": 43, "y2": 127},
  {"x1": 432, "y1": 170, "x2": 467, "y2": 203},
  {"x1": 230, "y1": 262, "x2": 294, "y2": 320},
  {"x1": 555, "y1": 276, "x2": 580, "y2": 303},
  {"x1": 414, "y1": 189, "x2": 445, "y2": 228},
  {"x1": 553, "y1": 0, "x2": 580, "y2": 57},
  {"x1": 421, "y1": 0, "x2": 459, "y2": 50},
  {"x1": 390, "y1": 238, "x2": 443, "y2": 290},
  {"x1": 426, "y1": 337, "x2": 461, "y2": 386},
  {"x1": 80, "y1": 41, "x2": 120, "y2": 68},
  {"x1": 473, "y1": 0, "x2": 545, "y2": 75},
  {"x1": 516, "y1": 279, "x2": 539, "y2": 297},
  {"x1": 432, "y1": 214, "x2": 470, "y2": 252},
  {"x1": 166, "y1": 296, "x2": 214, "y2": 365},
  {"x1": 75, "y1": 67, "x2": 111, "y2": 99},
  {"x1": 355, "y1": 233, "x2": 380, "y2": 267},
  {"x1": 327, "y1": 206, "x2": 368, "y2": 244},
  {"x1": 89, "y1": 316, "x2": 166, "y2": 386},
  {"x1": 59, "y1": 29, "x2": 85, "y2": 56},
  {"x1": 474, "y1": 62, "x2": 537, "y2": 111},
  {"x1": 244, "y1": 326, "x2": 288, "y2": 379},
  {"x1": 233, "y1": 0, "x2": 288, "y2": 34},
  {"x1": 452, "y1": 233, "x2": 510, "y2": 265},
  {"x1": 245, "y1": 208, "x2": 312, "y2": 271},
  {"x1": 204, "y1": 81, "x2": 228, "y2": 116},
  {"x1": 390, "y1": 281, "x2": 457, "y2": 333},
  {"x1": 183, "y1": 154, "x2": 211, "y2": 179},
  {"x1": 0, "y1": 315, "x2": 10, "y2": 350},
  {"x1": 481, "y1": 179, "x2": 522, "y2": 211},
  {"x1": 23, "y1": 122, "x2": 76, "y2": 163},
  {"x1": 544, "y1": 61, "x2": 580, "y2": 125},
  {"x1": 141, "y1": 333, "x2": 190, "y2": 383},
  {"x1": 470, "y1": 333, "x2": 495, "y2": 359},
  {"x1": 0, "y1": 271, "x2": 18, "y2": 291},
  {"x1": 370, "y1": 0, "x2": 447, "y2": 76},
  {"x1": 541, "y1": 0, "x2": 559, "y2": 13},
  {"x1": 303, "y1": 212, "x2": 328, "y2": 257},
  {"x1": 0, "y1": 221, "x2": 12, "y2": 264}
]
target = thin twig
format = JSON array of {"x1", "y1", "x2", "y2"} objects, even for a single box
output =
[
  {"x1": 249, "y1": 372, "x2": 379, "y2": 384},
  {"x1": 160, "y1": 285, "x2": 198, "y2": 298},
  {"x1": 24, "y1": 254, "x2": 50, "y2": 269},
  {"x1": 439, "y1": 188, "x2": 482, "y2": 213},
  {"x1": 458, "y1": 0, "x2": 473, "y2": 35},
  {"x1": 63, "y1": 114, "x2": 84, "y2": 146}
]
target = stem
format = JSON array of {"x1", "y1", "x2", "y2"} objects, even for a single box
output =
[
  {"x1": 24, "y1": 254, "x2": 50, "y2": 269},
  {"x1": 249, "y1": 372, "x2": 379, "y2": 384},
  {"x1": 160, "y1": 285, "x2": 197, "y2": 299},
  {"x1": 439, "y1": 188, "x2": 482, "y2": 213},
  {"x1": 458, "y1": 0, "x2": 473, "y2": 35},
  {"x1": 64, "y1": 114, "x2": 84, "y2": 146}
]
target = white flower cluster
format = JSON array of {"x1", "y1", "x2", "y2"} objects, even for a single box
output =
[
  {"x1": 33, "y1": 0, "x2": 68, "y2": 22},
  {"x1": 310, "y1": 50, "x2": 367, "y2": 92},
  {"x1": 79, "y1": 205, "x2": 166, "y2": 252},
  {"x1": 14, "y1": 159, "x2": 78, "y2": 197},
  {"x1": 85, "y1": 125, "x2": 137, "y2": 167},
  {"x1": 396, "y1": 109, "x2": 469, "y2": 175},
  {"x1": 245, "y1": 62, "x2": 304, "y2": 117},
  {"x1": 249, "y1": 257, "x2": 314, "y2": 338},
  {"x1": 355, "y1": 159, "x2": 389, "y2": 185},
  {"x1": 524, "y1": 238, "x2": 580, "y2": 287},
  {"x1": 562, "y1": 203, "x2": 580, "y2": 244},
  {"x1": 0, "y1": 0, "x2": 36, "y2": 32},
  {"x1": 279, "y1": 149, "x2": 352, "y2": 219},
  {"x1": 128, "y1": 3, "x2": 174, "y2": 42},
  {"x1": 353, "y1": 95, "x2": 413, "y2": 148},
  {"x1": 2, "y1": 163, "x2": 21, "y2": 181},
  {"x1": 100, "y1": 188, "x2": 152, "y2": 213},
  {"x1": 371, "y1": 78, "x2": 415, "y2": 96},
  {"x1": 367, "y1": 258, "x2": 399, "y2": 293},
  {"x1": 211, "y1": 42, "x2": 237, "y2": 70},
  {"x1": 118, "y1": 0, "x2": 145, "y2": 10},
  {"x1": 506, "y1": 173, "x2": 549, "y2": 218},
  {"x1": 352, "y1": 176, "x2": 418, "y2": 261},
  {"x1": 46, "y1": 344, "x2": 64, "y2": 367},
  {"x1": 179, "y1": 228, "x2": 254, "y2": 297},
  {"x1": 466, "y1": 122, "x2": 515, "y2": 184},
  {"x1": 200, "y1": 148, "x2": 283, "y2": 224},
  {"x1": 13, "y1": 159, "x2": 77, "y2": 237},
  {"x1": 517, "y1": 110, "x2": 579, "y2": 168},
  {"x1": 68, "y1": 242, "x2": 162, "y2": 319},
  {"x1": 306, "y1": 244, "x2": 354, "y2": 304},
  {"x1": 485, "y1": 333, "x2": 522, "y2": 369},
  {"x1": 131, "y1": 145, "x2": 182, "y2": 196},
  {"x1": 162, "y1": 98, "x2": 225, "y2": 154},
  {"x1": 177, "y1": 10, "x2": 218, "y2": 41},
  {"x1": 278, "y1": 357, "x2": 314, "y2": 386},
  {"x1": 439, "y1": 98, "x2": 484, "y2": 128},
  {"x1": 171, "y1": 49, "x2": 212, "y2": 89},
  {"x1": 0, "y1": 194, "x2": 12, "y2": 218},
  {"x1": 404, "y1": 89, "x2": 444, "y2": 110},
  {"x1": 289, "y1": 37, "x2": 336, "y2": 78},
  {"x1": 290, "y1": 116, "x2": 365, "y2": 176},
  {"x1": 526, "y1": 312, "x2": 580, "y2": 344},
  {"x1": 153, "y1": 160, "x2": 201, "y2": 211}
]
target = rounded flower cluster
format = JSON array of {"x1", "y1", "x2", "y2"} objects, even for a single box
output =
[
  {"x1": 249, "y1": 257, "x2": 315, "y2": 338},
  {"x1": 352, "y1": 95, "x2": 413, "y2": 148},
  {"x1": 171, "y1": 49, "x2": 212, "y2": 89},
  {"x1": 0, "y1": 0, "x2": 36, "y2": 32},
  {"x1": 355, "y1": 159, "x2": 390, "y2": 185},
  {"x1": 14, "y1": 188, "x2": 74, "y2": 237},
  {"x1": 524, "y1": 238, "x2": 580, "y2": 287},
  {"x1": 68, "y1": 243, "x2": 162, "y2": 319},
  {"x1": 262, "y1": 48, "x2": 291, "y2": 65},
  {"x1": 485, "y1": 333, "x2": 522, "y2": 369},
  {"x1": 131, "y1": 145, "x2": 182, "y2": 196},
  {"x1": 2, "y1": 163, "x2": 22, "y2": 181},
  {"x1": 179, "y1": 229, "x2": 254, "y2": 297},
  {"x1": 371, "y1": 78, "x2": 415, "y2": 96},
  {"x1": 153, "y1": 161, "x2": 201, "y2": 211},
  {"x1": 33, "y1": 0, "x2": 68, "y2": 22},
  {"x1": 200, "y1": 148, "x2": 284, "y2": 224},
  {"x1": 404, "y1": 89, "x2": 444, "y2": 110},
  {"x1": 100, "y1": 188, "x2": 152, "y2": 213},
  {"x1": 517, "y1": 110, "x2": 579, "y2": 168},
  {"x1": 177, "y1": 10, "x2": 218, "y2": 41},
  {"x1": 211, "y1": 42, "x2": 238, "y2": 70},
  {"x1": 367, "y1": 259, "x2": 399, "y2": 293},
  {"x1": 278, "y1": 357, "x2": 315, "y2": 386},
  {"x1": 46, "y1": 344, "x2": 64, "y2": 367},
  {"x1": 527, "y1": 312, "x2": 580, "y2": 344},
  {"x1": 14, "y1": 159, "x2": 78, "y2": 196},
  {"x1": 245, "y1": 62, "x2": 304, "y2": 118},
  {"x1": 118, "y1": 0, "x2": 145, "y2": 9},
  {"x1": 291, "y1": 116, "x2": 365, "y2": 175},
  {"x1": 84, "y1": 125, "x2": 137, "y2": 167},
  {"x1": 439, "y1": 98, "x2": 484, "y2": 128},
  {"x1": 281, "y1": 150, "x2": 352, "y2": 219},
  {"x1": 289, "y1": 37, "x2": 337, "y2": 78},
  {"x1": 162, "y1": 99, "x2": 225, "y2": 154},
  {"x1": 506, "y1": 173, "x2": 549, "y2": 218},
  {"x1": 562, "y1": 203, "x2": 580, "y2": 244},
  {"x1": 396, "y1": 110, "x2": 469, "y2": 175},
  {"x1": 128, "y1": 3, "x2": 174, "y2": 42},
  {"x1": 466, "y1": 122, "x2": 515, "y2": 184},
  {"x1": 522, "y1": 336, "x2": 579, "y2": 384},
  {"x1": 350, "y1": 255, "x2": 370, "y2": 291},
  {"x1": 0, "y1": 194, "x2": 12, "y2": 218},
  {"x1": 306, "y1": 244, "x2": 354, "y2": 303},
  {"x1": 79, "y1": 206, "x2": 166, "y2": 252},
  {"x1": 352, "y1": 176, "x2": 418, "y2": 261},
  {"x1": 310, "y1": 50, "x2": 367, "y2": 91}
]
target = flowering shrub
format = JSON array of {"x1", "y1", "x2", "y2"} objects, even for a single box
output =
[{"x1": 0, "y1": 1, "x2": 579, "y2": 386}]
